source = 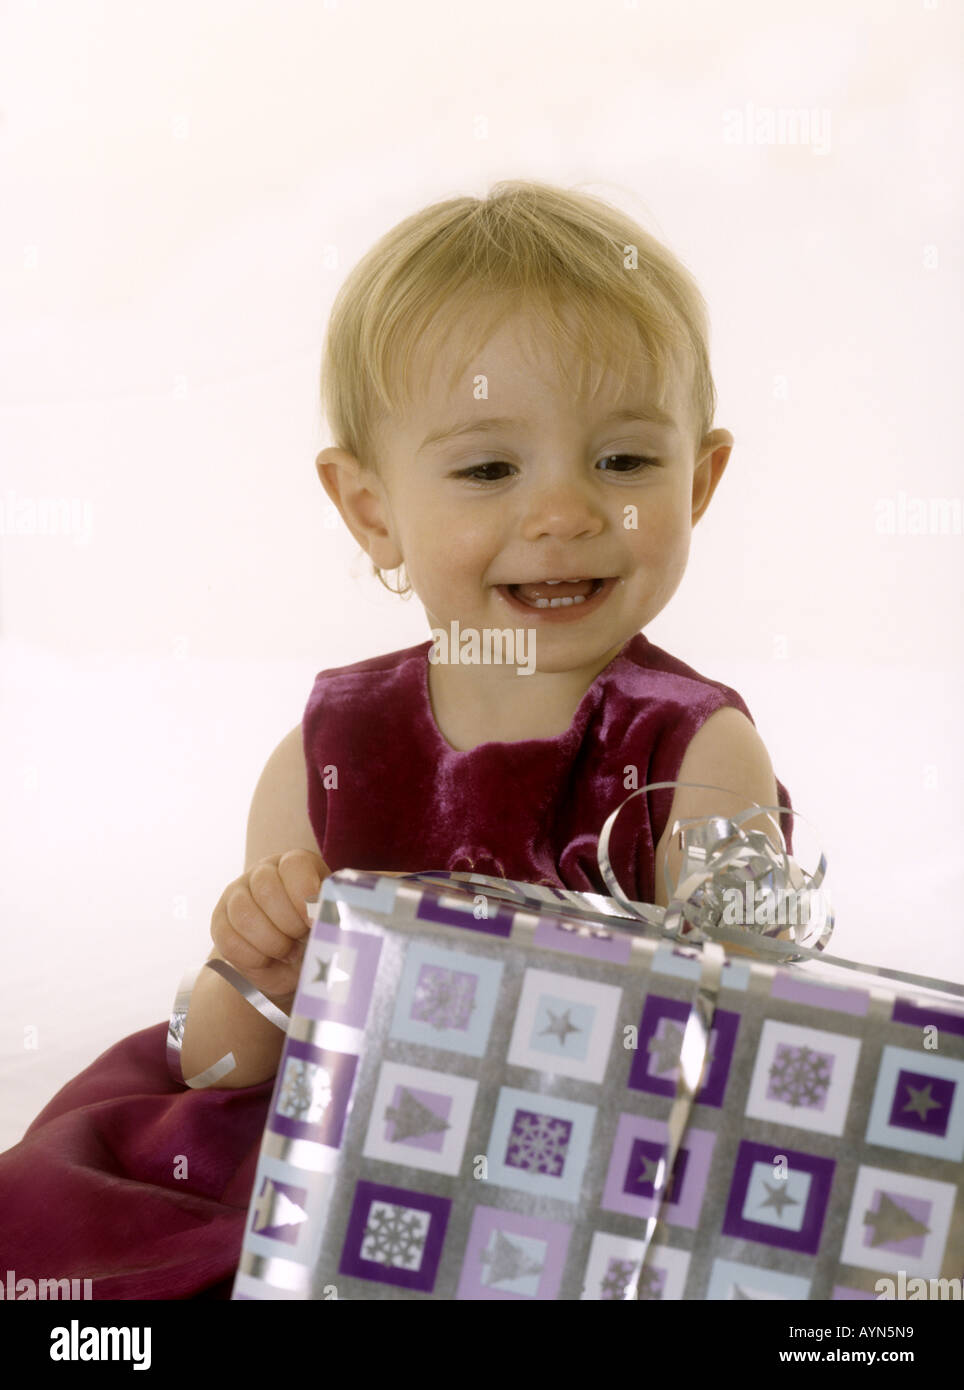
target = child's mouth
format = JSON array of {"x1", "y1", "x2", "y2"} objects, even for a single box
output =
[{"x1": 495, "y1": 577, "x2": 616, "y2": 620}]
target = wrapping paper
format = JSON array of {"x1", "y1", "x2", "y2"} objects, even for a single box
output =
[{"x1": 231, "y1": 868, "x2": 964, "y2": 1301}]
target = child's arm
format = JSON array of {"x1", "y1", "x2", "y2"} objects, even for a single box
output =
[
  {"x1": 653, "y1": 707, "x2": 786, "y2": 944},
  {"x1": 178, "y1": 724, "x2": 328, "y2": 1089}
]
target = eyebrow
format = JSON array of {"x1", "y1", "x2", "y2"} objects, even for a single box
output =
[{"x1": 418, "y1": 406, "x2": 679, "y2": 452}]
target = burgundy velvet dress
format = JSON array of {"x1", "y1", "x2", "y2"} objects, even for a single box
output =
[{"x1": 0, "y1": 633, "x2": 792, "y2": 1299}]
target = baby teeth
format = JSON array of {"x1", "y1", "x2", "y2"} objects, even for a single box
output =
[{"x1": 533, "y1": 594, "x2": 587, "y2": 608}]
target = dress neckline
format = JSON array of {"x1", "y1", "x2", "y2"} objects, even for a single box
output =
[{"x1": 416, "y1": 632, "x2": 644, "y2": 757}]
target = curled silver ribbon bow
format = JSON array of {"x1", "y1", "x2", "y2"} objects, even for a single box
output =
[{"x1": 596, "y1": 781, "x2": 834, "y2": 957}]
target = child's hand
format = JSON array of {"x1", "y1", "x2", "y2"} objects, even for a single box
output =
[{"x1": 210, "y1": 850, "x2": 330, "y2": 1001}]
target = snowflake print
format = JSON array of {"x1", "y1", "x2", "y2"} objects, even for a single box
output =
[
  {"x1": 360, "y1": 1201, "x2": 430, "y2": 1270},
  {"x1": 277, "y1": 1057, "x2": 333, "y2": 1124},
  {"x1": 505, "y1": 1109, "x2": 573, "y2": 1176},
  {"x1": 599, "y1": 1257, "x2": 640, "y2": 1300},
  {"x1": 636, "y1": 1264, "x2": 666, "y2": 1300},
  {"x1": 411, "y1": 965, "x2": 478, "y2": 1031},
  {"x1": 766, "y1": 1043, "x2": 834, "y2": 1110}
]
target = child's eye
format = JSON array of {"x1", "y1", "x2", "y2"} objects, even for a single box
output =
[
  {"x1": 451, "y1": 455, "x2": 661, "y2": 485},
  {"x1": 452, "y1": 462, "x2": 515, "y2": 483},
  {"x1": 597, "y1": 454, "x2": 661, "y2": 473}
]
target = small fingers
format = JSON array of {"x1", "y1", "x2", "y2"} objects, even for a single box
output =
[
  {"x1": 212, "y1": 911, "x2": 278, "y2": 975},
  {"x1": 248, "y1": 861, "x2": 312, "y2": 943},
  {"x1": 222, "y1": 883, "x2": 297, "y2": 965},
  {"x1": 276, "y1": 849, "x2": 328, "y2": 928}
]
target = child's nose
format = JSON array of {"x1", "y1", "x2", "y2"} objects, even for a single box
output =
[{"x1": 519, "y1": 477, "x2": 605, "y2": 542}]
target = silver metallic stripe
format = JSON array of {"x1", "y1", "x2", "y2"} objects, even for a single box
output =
[
  {"x1": 287, "y1": 1015, "x2": 366, "y2": 1053},
  {"x1": 692, "y1": 923, "x2": 964, "y2": 1000},
  {"x1": 632, "y1": 940, "x2": 725, "y2": 1298},
  {"x1": 166, "y1": 958, "x2": 289, "y2": 1089},
  {"x1": 273, "y1": 1136, "x2": 341, "y2": 1174},
  {"x1": 402, "y1": 865, "x2": 964, "y2": 1003},
  {"x1": 238, "y1": 1252, "x2": 312, "y2": 1294},
  {"x1": 204, "y1": 958, "x2": 291, "y2": 1030}
]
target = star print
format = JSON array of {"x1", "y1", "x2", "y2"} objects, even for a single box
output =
[
  {"x1": 647, "y1": 1021, "x2": 684, "y2": 1073},
  {"x1": 539, "y1": 1008, "x2": 581, "y2": 1046},
  {"x1": 757, "y1": 1181, "x2": 800, "y2": 1218},
  {"x1": 313, "y1": 950, "x2": 351, "y2": 989},
  {"x1": 637, "y1": 1154, "x2": 661, "y2": 1186},
  {"x1": 902, "y1": 1082, "x2": 943, "y2": 1122}
]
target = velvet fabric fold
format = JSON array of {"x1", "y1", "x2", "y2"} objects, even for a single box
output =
[{"x1": 0, "y1": 1023, "x2": 273, "y2": 1299}]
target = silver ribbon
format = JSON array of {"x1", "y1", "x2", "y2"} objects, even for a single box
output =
[
  {"x1": 166, "y1": 958, "x2": 289, "y2": 1089},
  {"x1": 597, "y1": 781, "x2": 832, "y2": 951},
  {"x1": 634, "y1": 937, "x2": 725, "y2": 1297}
]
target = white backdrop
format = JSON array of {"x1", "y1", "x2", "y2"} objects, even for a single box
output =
[{"x1": 1, "y1": 0, "x2": 961, "y2": 1153}]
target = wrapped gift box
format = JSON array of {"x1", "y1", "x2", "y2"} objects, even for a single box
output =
[{"x1": 231, "y1": 869, "x2": 964, "y2": 1301}]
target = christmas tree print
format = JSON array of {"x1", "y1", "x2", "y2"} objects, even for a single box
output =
[
  {"x1": 251, "y1": 1177, "x2": 308, "y2": 1237},
  {"x1": 384, "y1": 1087, "x2": 451, "y2": 1143},
  {"x1": 479, "y1": 1228, "x2": 545, "y2": 1286},
  {"x1": 863, "y1": 1192, "x2": 931, "y2": 1249}
]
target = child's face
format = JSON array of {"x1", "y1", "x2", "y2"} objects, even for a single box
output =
[{"x1": 324, "y1": 308, "x2": 731, "y2": 676}]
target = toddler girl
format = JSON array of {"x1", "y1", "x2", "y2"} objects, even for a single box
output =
[{"x1": 0, "y1": 179, "x2": 792, "y2": 1298}]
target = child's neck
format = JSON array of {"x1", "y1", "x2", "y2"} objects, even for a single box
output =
[{"x1": 426, "y1": 646, "x2": 626, "y2": 751}]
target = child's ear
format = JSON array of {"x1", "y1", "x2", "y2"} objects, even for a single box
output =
[
  {"x1": 314, "y1": 447, "x2": 403, "y2": 572},
  {"x1": 691, "y1": 429, "x2": 733, "y2": 525}
]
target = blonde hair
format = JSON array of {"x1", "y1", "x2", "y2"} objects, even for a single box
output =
[{"x1": 320, "y1": 179, "x2": 717, "y2": 596}]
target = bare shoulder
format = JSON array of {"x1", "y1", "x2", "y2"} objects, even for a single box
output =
[
  {"x1": 244, "y1": 722, "x2": 323, "y2": 870},
  {"x1": 673, "y1": 706, "x2": 777, "y2": 799},
  {"x1": 652, "y1": 706, "x2": 779, "y2": 906}
]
